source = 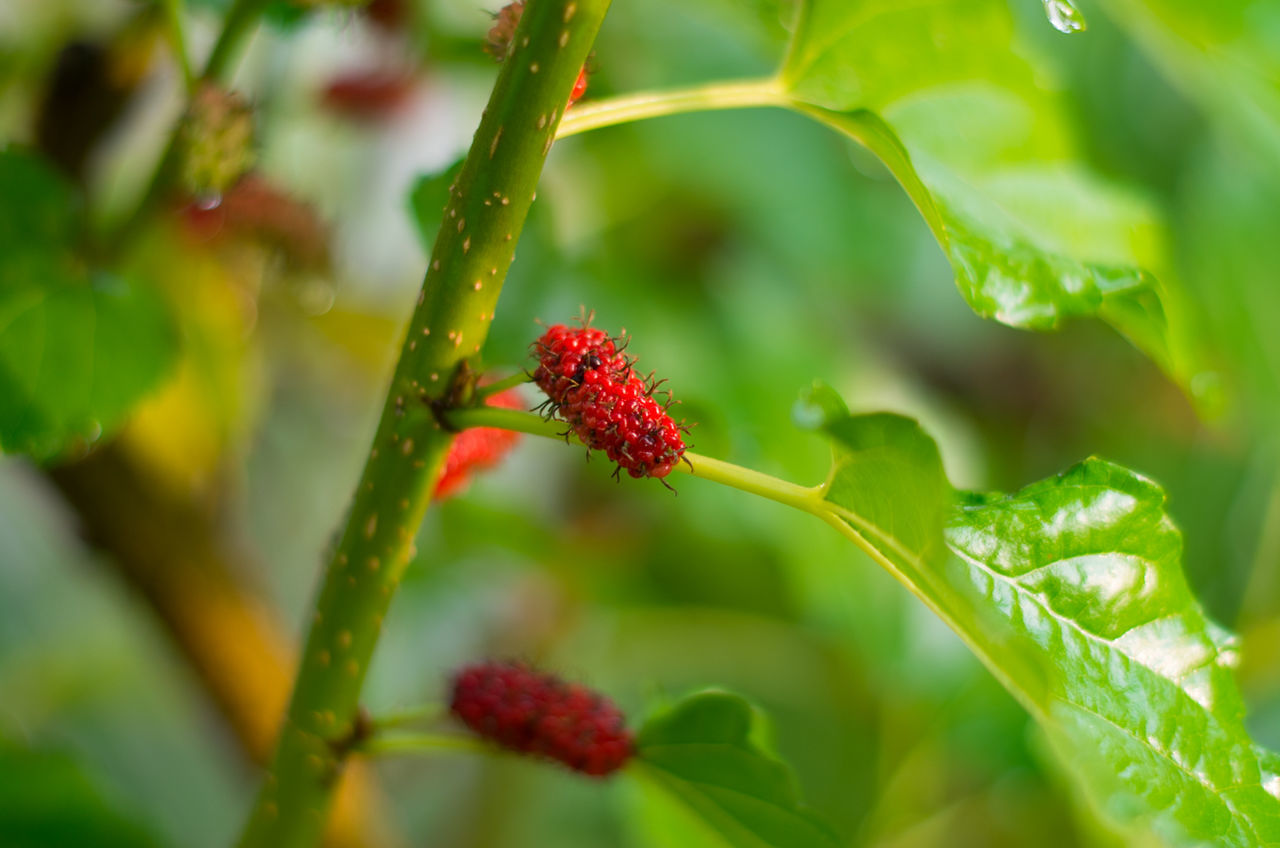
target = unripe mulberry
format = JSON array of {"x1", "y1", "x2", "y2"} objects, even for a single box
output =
[
  {"x1": 531, "y1": 320, "x2": 688, "y2": 480},
  {"x1": 434, "y1": 388, "x2": 523, "y2": 499},
  {"x1": 449, "y1": 661, "x2": 633, "y2": 776},
  {"x1": 179, "y1": 83, "x2": 255, "y2": 197}
]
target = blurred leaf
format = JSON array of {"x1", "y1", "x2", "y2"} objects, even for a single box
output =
[
  {"x1": 1097, "y1": 0, "x2": 1280, "y2": 162},
  {"x1": 634, "y1": 691, "x2": 841, "y2": 848},
  {"x1": 0, "y1": 149, "x2": 177, "y2": 462},
  {"x1": 0, "y1": 740, "x2": 162, "y2": 848},
  {"x1": 0, "y1": 271, "x2": 177, "y2": 462},
  {"x1": 409, "y1": 158, "x2": 466, "y2": 254},
  {"x1": 777, "y1": 0, "x2": 1186, "y2": 384},
  {"x1": 798, "y1": 384, "x2": 1280, "y2": 845},
  {"x1": 0, "y1": 148, "x2": 80, "y2": 253}
]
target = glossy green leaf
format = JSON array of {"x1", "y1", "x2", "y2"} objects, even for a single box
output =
[
  {"x1": 634, "y1": 691, "x2": 841, "y2": 848},
  {"x1": 778, "y1": 0, "x2": 1183, "y2": 381},
  {"x1": 798, "y1": 385, "x2": 1280, "y2": 845},
  {"x1": 0, "y1": 271, "x2": 177, "y2": 462}
]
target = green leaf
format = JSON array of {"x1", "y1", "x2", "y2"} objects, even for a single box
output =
[
  {"x1": 634, "y1": 691, "x2": 841, "y2": 848},
  {"x1": 949, "y1": 461, "x2": 1280, "y2": 846},
  {"x1": 0, "y1": 740, "x2": 162, "y2": 848},
  {"x1": 1096, "y1": 0, "x2": 1280, "y2": 163},
  {"x1": 0, "y1": 148, "x2": 80, "y2": 256},
  {"x1": 408, "y1": 158, "x2": 466, "y2": 254},
  {"x1": 777, "y1": 0, "x2": 1185, "y2": 383},
  {"x1": 0, "y1": 271, "x2": 177, "y2": 462},
  {"x1": 0, "y1": 148, "x2": 178, "y2": 462},
  {"x1": 801, "y1": 386, "x2": 1280, "y2": 845}
]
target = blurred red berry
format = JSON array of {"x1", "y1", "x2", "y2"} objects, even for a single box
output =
[
  {"x1": 177, "y1": 175, "x2": 330, "y2": 269},
  {"x1": 449, "y1": 661, "x2": 633, "y2": 776},
  {"x1": 433, "y1": 388, "x2": 523, "y2": 499},
  {"x1": 568, "y1": 68, "x2": 589, "y2": 107},
  {"x1": 364, "y1": 0, "x2": 408, "y2": 32},
  {"x1": 321, "y1": 70, "x2": 414, "y2": 122}
]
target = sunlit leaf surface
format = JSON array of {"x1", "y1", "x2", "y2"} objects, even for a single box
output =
[{"x1": 797, "y1": 384, "x2": 1280, "y2": 845}]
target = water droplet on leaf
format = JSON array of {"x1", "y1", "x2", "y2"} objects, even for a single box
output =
[
  {"x1": 1042, "y1": 0, "x2": 1086, "y2": 33},
  {"x1": 195, "y1": 193, "x2": 223, "y2": 211}
]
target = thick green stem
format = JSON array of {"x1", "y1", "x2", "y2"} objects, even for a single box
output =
[
  {"x1": 556, "y1": 78, "x2": 786, "y2": 139},
  {"x1": 235, "y1": 3, "x2": 610, "y2": 846}
]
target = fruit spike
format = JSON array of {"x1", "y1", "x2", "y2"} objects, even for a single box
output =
[{"x1": 449, "y1": 661, "x2": 633, "y2": 776}]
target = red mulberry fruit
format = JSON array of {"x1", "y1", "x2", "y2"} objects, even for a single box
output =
[
  {"x1": 531, "y1": 319, "x2": 688, "y2": 480},
  {"x1": 449, "y1": 661, "x2": 633, "y2": 776},
  {"x1": 531, "y1": 322, "x2": 629, "y2": 408}
]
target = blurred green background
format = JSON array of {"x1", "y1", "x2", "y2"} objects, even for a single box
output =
[{"x1": 1, "y1": 0, "x2": 1278, "y2": 846}]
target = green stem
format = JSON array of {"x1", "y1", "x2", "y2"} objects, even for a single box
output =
[
  {"x1": 448, "y1": 407, "x2": 823, "y2": 512},
  {"x1": 357, "y1": 733, "x2": 492, "y2": 759},
  {"x1": 368, "y1": 703, "x2": 446, "y2": 731},
  {"x1": 476, "y1": 371, "x2": 533, "y2": 399},
  {"x1": 236, "y1": 3, "x2": 611, "y2": 846},
  {"x1": 556, "y1": 77, "x2": 786, "y2": 139},
  {"x1": 203, "y1": 0, "x2": 272, "y2": 84},
  {"x1": 160, "y1": 0, "x2": 196, "y2": 93}
]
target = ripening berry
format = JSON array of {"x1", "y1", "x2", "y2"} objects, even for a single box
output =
[
  {"x1": 434, "y1": 388, "x2": 523, "y2": 499},
  {"x1": 531, "y1": 319, "x2": 688, "y2": 480},
  {"x1": 450, "y1": 661, "x2": 633, "y2": 776}
]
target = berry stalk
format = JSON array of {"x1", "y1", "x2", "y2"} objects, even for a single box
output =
[
  {"x1": 446, "y1": 406, "x2": 821, "y2": 512},
  {"x1": 235, "y1": 3, "x2": 610, "y2": 846}
]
